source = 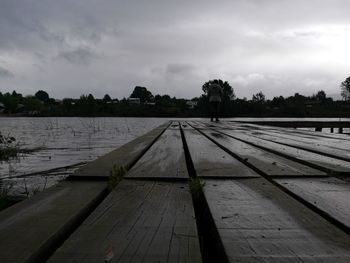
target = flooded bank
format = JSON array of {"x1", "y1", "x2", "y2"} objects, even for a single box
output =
[{"x1": 0, "y1": 117, "x2": 169, "y2": 196}]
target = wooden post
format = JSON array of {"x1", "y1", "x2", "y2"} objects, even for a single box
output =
[
  {"x1": 339, "y1": 127, "x2": 343, "y2": 134},
  {"x1": 315, "y1": 127, "x2": 322, "y2": 132},
  {"x1": 330, "y1": 127, "x2": 334, "y2": 133}
]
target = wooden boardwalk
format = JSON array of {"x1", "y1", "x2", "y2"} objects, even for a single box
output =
[{"x1": 0, "y1": 120, "x2": 350, "y2": 262}]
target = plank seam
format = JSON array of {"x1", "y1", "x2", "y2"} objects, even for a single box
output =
[
  {"x1": 66, "y1": 121, "x2": 171, "y2": 181},
  {"x1": 26, "y1": 185, "x2": 109, "y2": 263},
  {"x1": 189, "y1": 121, "x2": 350, "y2": 236},
  {"x1": 214, "y1": 128, "x2": 349, "y2": 176},
  {"x1": 180, "y1": 121, "x2": 229, "y2": 263},
  {"x1": 249, "y1": 134, "x2": 350, "y2": 163},
  {"x1": 41, "y1": 122, "x2": 171, "y2": 262}
]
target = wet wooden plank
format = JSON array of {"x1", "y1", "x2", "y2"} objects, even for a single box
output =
[
  {"x1": 207, "y1": 121, "x2": 350, "y2": 155},
  {"x1": 221, "y1": 129, "x2": 350, "y2": 174},
  {"x1": 275, "y1": 177, "x2": 350, "y2": 230},
  {"x1": 168, "y1": 121, "x2": 180, "y2": 129},
  {"x1": 246, "y1": 129, "x2": 350, "y2": 156},
  {"x1": 186, "y1": 121, "x2": 211, "y2": 129},
  {"x1": 184, "y1": 129, "x2": 259, "y2": 178},
  {"x1": 0, "y1": 181, "x2": 107, "y2": 263},
  {"x1": 230, "y1": 121, "x2": 350, "y2": 141},
  {"x1": 125, "y1": 129, "x2": 189, "y2": 179},
  {"x1": 200, "y1": 129, "x2": 326, "y2": 177},
  {"x1": 179, "y1": 121, "x2": 193, "y2": 130},
  {"x1": 225, "y1": 120, "x2": 350, "y2": 146},
  {"x1": 191, "y1": 121, "x2": 231, "y2": 130},
  {"x1": 73, "y1": 122, "x2": 169, "y2": 178},
  {"x1": 0, "y1": 123, "x2": 174, "y2": 263},
  {"x1": 48, "y1": 180, "x2": 201, "y2": 263},
  {"x1": 204, "y1": 178, "x2": 350, "y2": 262},
  {"x1": 234, "y1": 120, "x2": 350, "y2": 128}
]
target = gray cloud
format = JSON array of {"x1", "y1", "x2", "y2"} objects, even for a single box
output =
[
  {"x1": 0, "y1": 66, "x2": 13, "y2": 78},
  {"x1": 166, "y1": 63, "x2": 196, "y2": 75},
  {"x1": 57, "y1": 47, "x2": 96, "y2": 65},
  {"x1": 0, "y1": 0, "x2": 349, "y2": 99}
]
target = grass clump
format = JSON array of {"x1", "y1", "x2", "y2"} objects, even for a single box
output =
[
  {"x1": 0, "y1": 132, "x2": 19, "y2": 161},
  {"x1": 190, "y1": 178, "x2": 205, "y2": 199},
  {"x1": 108, "y1": 165, "x2": 126, "y2": 190}
]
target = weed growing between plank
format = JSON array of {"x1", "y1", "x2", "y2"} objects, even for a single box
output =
[
  {"x1": 108, "y1": 165, "x2": 126, "y2": 190},
  {"x1": 0, "y1": 132, "x2": 19, "y2": 161},
  {"x1": 190, "y1": 178, "x2": 205, "y2": 199}
]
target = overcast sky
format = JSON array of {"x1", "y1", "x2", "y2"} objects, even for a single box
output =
[{"x1": 0, "y1": 0, "x2": 349, "y2": 99}]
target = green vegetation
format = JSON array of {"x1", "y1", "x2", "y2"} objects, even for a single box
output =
[
  {"x1": 189, "y1": 178, "x2": 205, "y2": 199},
  {"x1": 108, "y1": 165, "x2": 127, "y2": 190},
  {"x1": 0, "y1": 132, "x2": 19, "y2": 161},
  {"x1": 1, "y1": 76, "x2": 350, "y2": 117}
]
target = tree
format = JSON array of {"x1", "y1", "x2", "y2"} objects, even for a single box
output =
[
  {"x1": 290, "y1": 93, "x2": 307, "y2": 103},
  {"x1": 271, "y1": 96, "x2": 285, "y2": 108},
  {"x1": 341, "y1": 76, "x2": 350, "y2": 101},
  {"x1": 75, "y1": 94, "x2": 97, "y2": 116},
  {"x1": 11, "y1": 90, "x2": 22, "y2": 98},
  {"x1": 130, "y1": 86, "x2": 153, "y2": 103},
  {"x1": 2, "y1": 93, "x2": 18, "y2": 113},
  {"x1": 35, "y1": 90, "x2": 50, "y2": 102},
  {"x1": 62, "y1": 98, "x2": 74, "y2": 114},
  {"x1": 252, "y1": 91, "x2": 266, "y2": 103},
  {"x1": 24, "y1": 96, "x2": 44, "y2": 112},
  {"x1": 202, "y1": 79, "x2": 235, "y2": 101},
  {"x1": 87, "y1": 94, "x2": 95, "y2": 102},
  {"x1": 314, "y1": 90, "x2": 327, "y2": 102},
  {"x1": 103, "y1": 94, "x2": 112, "y2": 102},
  {"x1": 155, "y1": 94, "x2": 178, "y2": 107}
]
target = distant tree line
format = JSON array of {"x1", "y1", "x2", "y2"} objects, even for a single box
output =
[{"x1": 1, "y1": 76, "x2": 350, "y2": 117}]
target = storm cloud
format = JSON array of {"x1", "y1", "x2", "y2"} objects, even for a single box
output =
[{"x1": 0, "y1": 0, "x2": 349, "y2": 99}]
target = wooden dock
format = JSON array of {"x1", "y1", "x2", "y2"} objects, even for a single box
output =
[
  {"x1": 0, "y1": 120, "x2": 349, "y2": 262},
  {"x1": 235, "y1": 120, "x2": 350, "y2": 133}
]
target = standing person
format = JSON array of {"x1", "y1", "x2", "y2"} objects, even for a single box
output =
[{"x1": 208, "y1": 80, "x2": 223, "y2": 122}]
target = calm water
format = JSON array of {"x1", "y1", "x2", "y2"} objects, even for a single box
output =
[{"x1": 0, "y1": 117, "x2": 170, "y2": 195}]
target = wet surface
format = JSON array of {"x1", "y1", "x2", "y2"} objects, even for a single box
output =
[
  {"x1": 125, "y1": 128, "x2": 189, "y2": 178},
  {"x1": 201, "y1": 129, "x2": 326, "y2": 176},
  {"x1": 222, "y1": 129, "x2": 350, "y2": 174},
  {"x1": 2, "y1": 119, "x2": 350, "y2": 262},
  {"x1": 47, "y1": 180, "x2": 201, "y2": 263},
  {"x1": 184, "y1": 129, "x2": 258, "y2": 177},
  {"x1": 276, "y1": 177, "x2": 350, "y2": 229},
  {"x1": 0, "y1": 117, "x2": 169, "y2": 195},
  {"x1": 204, "y1": 178, "x2": 350, "y2": 261}
]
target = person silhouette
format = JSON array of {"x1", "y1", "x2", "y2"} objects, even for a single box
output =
[{"x1": 208, "y1": 80, "x2": 223, "y2": 122}]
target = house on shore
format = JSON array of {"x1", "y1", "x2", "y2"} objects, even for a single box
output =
[
  {"x1": 128, "y1": 98, "x2": 141, "y2": 104},
  {"x1": 186, "y1": 100, "x2": 198, "y2": 109}
]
